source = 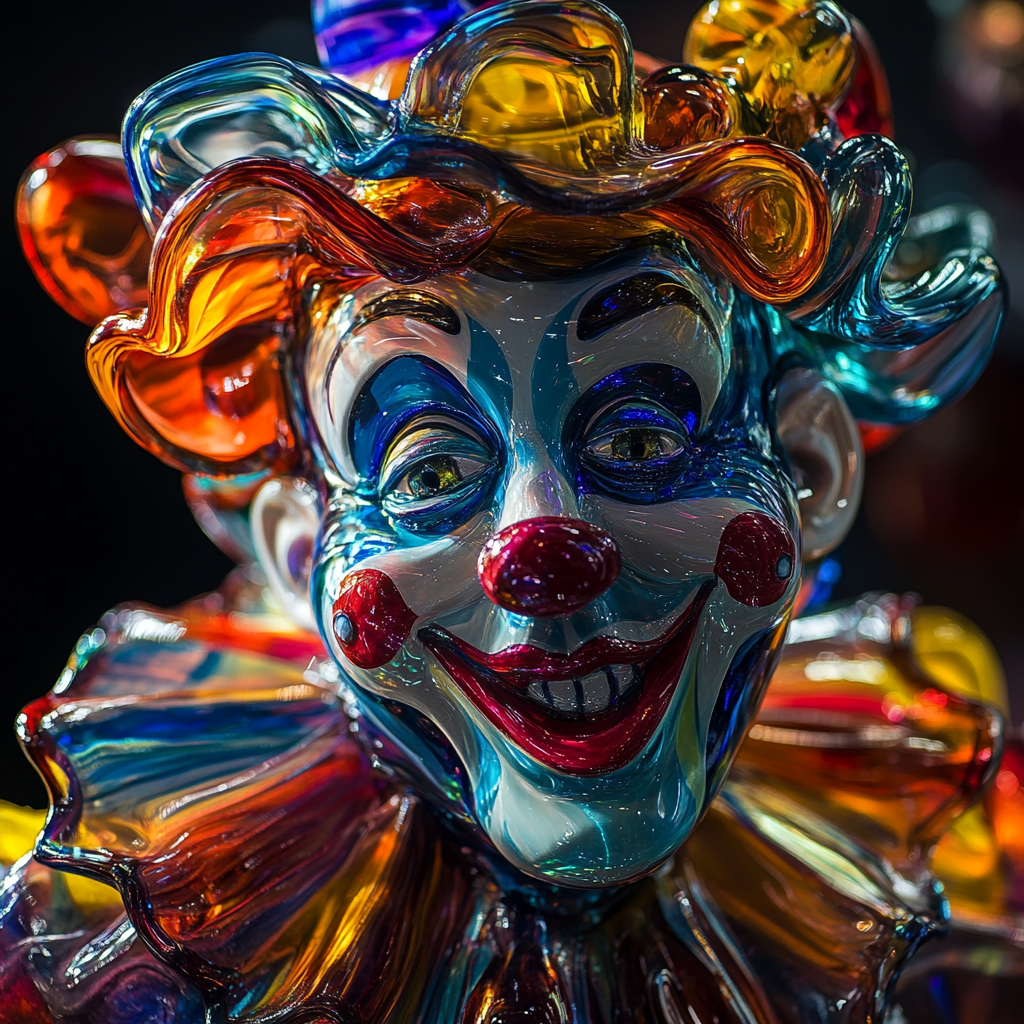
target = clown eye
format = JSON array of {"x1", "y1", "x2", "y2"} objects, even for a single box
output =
[
  {"x1": 567, "y1": 378, "x2": 699, "y2": 504},
  {"x1": 402, "y1": 455, "x2": 464, "y2": 498},
  {"x1": 379, "y1": 420, "x2": 497, "y2": 532},
  {"x1": 588, "y1": 425, "x2": 686, "y2": 464},
  {"x1": 582, "y1": 400, "x2": 693, "y2": 468},
  {"x1": 392, "y1": 452, "x2": 490, "y2": 503}
]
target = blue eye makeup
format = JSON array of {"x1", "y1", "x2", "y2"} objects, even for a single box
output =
[
  {"x1": 379, "y1": 418, "x2": 497, "y2": 532},
  {"x1": 351, "y1": 356, "x2": 501, "y2": 533},
  {"x1": 566, "y1": 364, "x2": 702, "y2": 503}
]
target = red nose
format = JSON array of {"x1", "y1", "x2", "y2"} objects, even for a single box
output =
[{"x1": 477, "y1": 516, "x2": 621, "y2": 618}]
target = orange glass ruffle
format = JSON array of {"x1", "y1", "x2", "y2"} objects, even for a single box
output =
[{"x1": 16, "y1": 138, "x2": 150, "y2": 325}]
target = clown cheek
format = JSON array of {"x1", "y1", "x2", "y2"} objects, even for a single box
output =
[
  {"x1": 714, "y1": 511, "x2": 796, "y2": 607},
  {"x1": 332, "y1": 569, "x2": 417, "y2": 669}
]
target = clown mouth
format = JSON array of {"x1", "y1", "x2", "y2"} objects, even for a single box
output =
[
  {"x1": 418, "y1": 581, "x2": 713, "y2": 775},
  {"x1": 525, "y1": 665, "x2": 640, "y2": 716}
]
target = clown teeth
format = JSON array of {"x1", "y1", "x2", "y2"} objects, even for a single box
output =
[{"x1": 525, "y1": 665, "x2": 638, "y2": 718}]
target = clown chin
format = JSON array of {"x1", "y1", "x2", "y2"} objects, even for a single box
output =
[{"x1": 431, "y1": 588, "x2": 777, "y2": 888}]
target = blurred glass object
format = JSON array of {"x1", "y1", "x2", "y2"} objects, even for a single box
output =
[
  {"x1": 16, "y1": 138, "x2": 150, "y2": 325},
  {"x1": 933, "y1": 0, "x2": 1024, "y2": 189}
]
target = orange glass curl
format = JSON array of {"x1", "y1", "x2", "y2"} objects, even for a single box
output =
[
  {"x1": 83, "y1": 160, "x2": 500, "y2": 475},
  {"x1": 648, "y1": 138, "x2": 829, "y2": 303},
  {"x1": 16, "y1": 137, "x2": 150, "y2": 325},
  {"x1": 642, "y1": 66, "x2": 747, "y2": 149}
]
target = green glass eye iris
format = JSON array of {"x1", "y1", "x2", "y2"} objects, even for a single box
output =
[
  {"x1": 405, "y1": 455, "x2": 464, "y2": 498},
  {"x1": 378, "y1": 420, "x2": 495, "y2": 530},
  {"x1": 591, "y1": 427, "x2": 684, "y2": 463},
  {"x1": 608, "y1": 428, "x2": 675, "y2": 461}
]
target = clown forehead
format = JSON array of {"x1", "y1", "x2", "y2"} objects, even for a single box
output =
[{"x1": 305, "y1": 250, "x2": 733, "y2": 485}]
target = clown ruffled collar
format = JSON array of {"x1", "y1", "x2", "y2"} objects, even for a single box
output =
[{"x1": 2, "y1": 568, "x2": 1016, "y2": 1023}]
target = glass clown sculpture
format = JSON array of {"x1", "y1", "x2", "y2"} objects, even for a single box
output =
[{"x1": 3, "y1": 2, "x2": 1022, "y2": 1022}]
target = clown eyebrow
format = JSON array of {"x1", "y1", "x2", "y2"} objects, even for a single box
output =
[
  {"x1": 352, "y1": 289, "x2": 461, "y2": 335},
  {"x1": 576, "y1": 272, "x2": 714, "y2": 342}
]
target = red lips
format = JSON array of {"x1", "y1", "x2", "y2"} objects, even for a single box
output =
[
  {"x1": 333, "y1": 509, "x2": 793, "y2": 774},
  {"x1": 419, "y1": 582, "x2": 713, "y2": 775}
]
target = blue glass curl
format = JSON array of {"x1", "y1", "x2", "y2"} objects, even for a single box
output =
[{"x1": 784, "y1": 134, "x2": 1005, "y2": 424}]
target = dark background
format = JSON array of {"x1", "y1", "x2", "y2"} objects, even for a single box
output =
[{"x1": 4, "y1": 0, "x2": 1022, "y2": 807}]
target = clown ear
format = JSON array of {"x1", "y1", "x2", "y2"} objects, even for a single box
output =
[
  {"x1": 775, "y1": 368, "x2": 863, "y2": 560},
  {"x1": 17, "y1": 138, "x2": 150, "y2": 325},
  {"x1": 251, "y1": 477, "x2": 321, "y2": 632}
]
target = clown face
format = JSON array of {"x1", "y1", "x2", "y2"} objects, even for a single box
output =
[{"x1": 251, "y1": 246, "x2": 863, "y2": 886}]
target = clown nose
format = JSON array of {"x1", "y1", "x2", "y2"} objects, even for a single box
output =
[{"x1": 477, "y1": 517, "x2": 621, "y2": 618}]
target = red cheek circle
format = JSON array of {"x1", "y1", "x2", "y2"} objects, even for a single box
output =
[
  {"x1": 714, "y1": 511, "x2": 796, "y2": 607},
  {"x1": 331, "y1": 568, "x2": 416, "y2": 669}
]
